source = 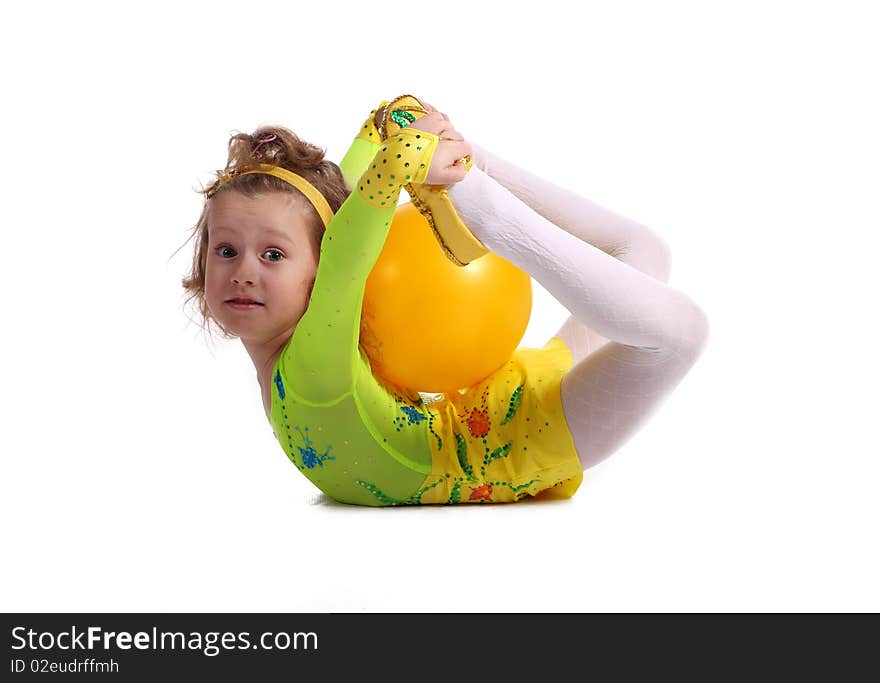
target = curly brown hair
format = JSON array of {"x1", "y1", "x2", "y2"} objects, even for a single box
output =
[{"x1": 181, "y1": 125, "x2": 350, "y2": 337}]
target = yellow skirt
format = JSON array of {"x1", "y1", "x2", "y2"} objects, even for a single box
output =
[{"x1": 418, "y1": 336, "x2": 583, "y2": 504}]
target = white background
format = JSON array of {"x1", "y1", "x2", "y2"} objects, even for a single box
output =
[{"x1": 1, "y1": 0, "x2": 877, "y2": 612}]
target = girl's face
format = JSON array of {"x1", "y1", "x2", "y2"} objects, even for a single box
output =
[{"x1": 205, "y1": 191, "x2": 320, "y2": 344}]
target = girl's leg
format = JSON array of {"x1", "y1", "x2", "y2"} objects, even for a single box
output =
[
  {"x1": 469, "y1": 143, "x2": 673, "y2": 363},
  {"x1": 447, "y1": 167, "x2": 709, "y2": 469}
]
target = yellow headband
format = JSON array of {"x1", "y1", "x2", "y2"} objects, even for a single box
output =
[{"x1": 214, "y1": 163, "x2": 334, "y2": 229}]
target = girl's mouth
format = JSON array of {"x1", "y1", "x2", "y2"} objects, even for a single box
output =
[{"x1": 226, "y1": 298, "x2": 264, "y2": 309}]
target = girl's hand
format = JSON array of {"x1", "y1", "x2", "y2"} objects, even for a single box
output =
[{"x1": 408, "y1": 104, "x2": 472, "y2": 186}]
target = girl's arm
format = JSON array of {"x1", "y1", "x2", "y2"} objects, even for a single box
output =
[
  {"x1": 338, "y1": 102, "x2": 388, "y2": 190},
  {"x1": 278, "y1": 124, "x2": 440, "y2": 404}
]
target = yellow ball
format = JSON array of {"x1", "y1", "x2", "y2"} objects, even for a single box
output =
[{"x1": 361, "y1": 202, "x2": 532, "y2": 393}]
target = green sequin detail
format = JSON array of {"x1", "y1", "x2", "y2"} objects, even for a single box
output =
[
  {"x1": 483, "y1": 441, "x2": 512, "y2": 472},
  {"x1": 500, "y1": 384, "x2": 524, "y2": 425},
  {"x1": 455, "y1": 432, "x2": 474, "y2": 480},
  {"x1": 510, "y1": 479, "x2": 541, "y2": 501},
  {"x1": 356, "y1": 477, "x2": 443, "y2": 506},
  {"x1": 510, "y1": 478, "x2": 539, "y2": 493},
  {"x1": 390, "y1": 109, "x2": 416, "y2": 128},
  {"x1": 447, "y1": 481, "x2": 463, "y2": 505}
]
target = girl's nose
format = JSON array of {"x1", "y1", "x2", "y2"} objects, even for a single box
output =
[{"x1": 231, "y1": 253, "x2": 258, "y2": 286}]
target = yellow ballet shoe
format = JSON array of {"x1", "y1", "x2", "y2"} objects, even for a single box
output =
[{"x1": 376, "y1": 94, "x2": 489, "y2": 267}]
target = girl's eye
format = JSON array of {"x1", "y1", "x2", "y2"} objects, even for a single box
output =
[
  {"x1": 216, "y1": 245, "x2": 236, "y2": 258},
  {"x1": 263, "y1": 249, "x2": 284, "y2": 262}
]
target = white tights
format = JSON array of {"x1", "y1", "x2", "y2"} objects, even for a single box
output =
[{"x1": 446, "y1": 144, "x2": 710, "y2": 469}]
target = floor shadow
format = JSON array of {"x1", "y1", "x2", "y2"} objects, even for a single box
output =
[{"x1": 307, "y1": 491, "x2": 576, "y2": 509}]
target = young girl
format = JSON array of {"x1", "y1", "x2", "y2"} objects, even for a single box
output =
[{"x1": 182, "y1": 95, "x2": 709, "y2": 506}]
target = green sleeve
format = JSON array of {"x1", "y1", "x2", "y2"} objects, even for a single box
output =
[
  {"x1": 278, "y1": 124, "x2": 439, "y2": 404},
  {"x1": 279, "y1": 190, "x2": 395, "y2": 403},
  {"x1": 338, "y1": 102, "x2": 384, "y2": 189},
  {"x1": 339, "y1": 137, "x2": 381, "y2": 190}
]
